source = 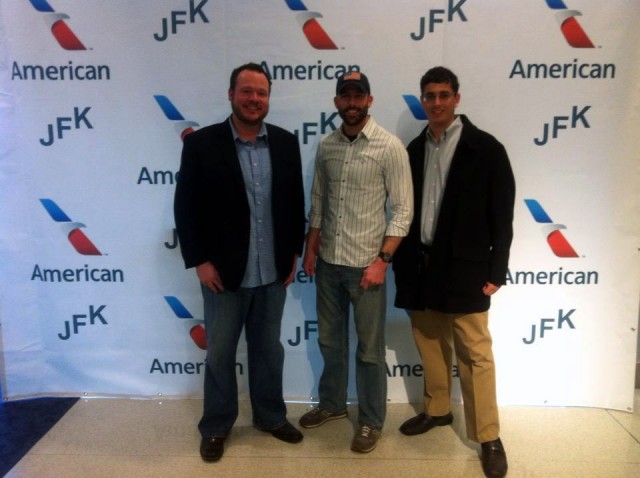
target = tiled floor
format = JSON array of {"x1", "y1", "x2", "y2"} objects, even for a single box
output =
[{"x1": 7, "y1": 391, "x2": 640, "y2": 477}]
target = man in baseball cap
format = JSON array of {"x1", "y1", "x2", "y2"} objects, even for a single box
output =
[{"x1": 299, "y1": 70, "x2": 413, "y2": 454}]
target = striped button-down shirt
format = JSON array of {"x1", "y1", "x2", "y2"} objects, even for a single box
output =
[{"x1": 309, "y1": 117, "x2": 413, "y2": 267}]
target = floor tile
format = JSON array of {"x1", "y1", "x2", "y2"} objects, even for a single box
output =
[{"x1": 6, "y1": 391, "x2": 640, "y2": 477}]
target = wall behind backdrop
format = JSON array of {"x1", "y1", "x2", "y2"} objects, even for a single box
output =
[{"x1": 1, "y1": 0, "x2": 639, "y2": 411}]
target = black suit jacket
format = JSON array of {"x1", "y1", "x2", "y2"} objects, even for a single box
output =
[
  {"x1": 393, "y1": 115, "x2": 515, "y2": 313},
  {"x1": 174, "y1": 118, "x2": 305, "y2": 291}
]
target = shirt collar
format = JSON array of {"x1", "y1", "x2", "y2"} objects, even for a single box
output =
[
  {"x1": 426, "y1": 115, "x2": 462, "y2": 143},
  {"x1": 229, "y1": 117, "x2": 268, "y2": 143},
  {"x1": 340, "y1": 116, "x2": 376, "y2": 141}
]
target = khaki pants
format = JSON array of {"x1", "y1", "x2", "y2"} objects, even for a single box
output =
[{"x1": 410, "y1": 309, "x2": 500, "y2": 443}]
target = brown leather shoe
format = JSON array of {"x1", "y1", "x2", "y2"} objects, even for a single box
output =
[
  {"x1": 481, "y1": 438, "x2": 508, "y2": 478},
  {"x1": 399, "y1": 412, "x2": 453, "y2": 436},
  {"x1": 268, "y1": 421, "x2": 304, "y2": 443},
  {"x1": 200, "y1": 436, "x2": 225, "y2": 462}
]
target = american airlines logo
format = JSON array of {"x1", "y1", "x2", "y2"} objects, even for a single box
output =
[
  {"x1": 28, "y1": 0, "x2": 86, "y2": 50},
  {"x1": 524, "y1": 199, "x2": 579, "y2": 258},
  {"x1": 284, "y1": 0, "x2": 338, "y2": 50},
  {"x1": 164, "y1": 296, "x2": 206, "y2": 349},
  {"x1": 154, "y1": 95, "x2": 199, "y2": 141},
  {"x1": 403, "y1": 94, "x2": 428, "y2": 120},
  {"x1": 544, "y1": 0, "x2": 595, "y2": 48},
  {"x1": 40, "y1": 199, "x2": 102, "y2": 255}
]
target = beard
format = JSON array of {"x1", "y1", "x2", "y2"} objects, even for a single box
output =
[{"x1": 338, "y1": 106, "x2": 369, "y2": 127}]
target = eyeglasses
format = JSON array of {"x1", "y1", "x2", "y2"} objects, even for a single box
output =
[{"x1": 421, "y1": 92, "x2": 455, "y2": 103}]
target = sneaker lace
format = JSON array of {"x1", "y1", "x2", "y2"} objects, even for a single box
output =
[{"x1": 359, "y1": 425, "x2": 372, "y2": 438}]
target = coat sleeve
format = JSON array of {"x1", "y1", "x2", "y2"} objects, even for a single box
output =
[
  {"x1": 285, "y1": 132, "x2": 306, "y2": 257},
  {"x1": 487, "y1": 139, "x2": 516, "y2": 285}
]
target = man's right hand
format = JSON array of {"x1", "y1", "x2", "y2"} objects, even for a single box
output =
[
  {"x1": 302, "y1": 248, "x2": 317, "y2": 276},
  {"x1": 302, "y1": 227, "x2": 321, "y2": 276},
  {"x1": 196, "y1": 262, "x2": 224, "y2": 293}
]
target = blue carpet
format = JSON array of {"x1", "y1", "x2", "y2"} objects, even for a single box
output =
[{"x1": 0, "y1": 397, "x2": 78, "y2": 476}]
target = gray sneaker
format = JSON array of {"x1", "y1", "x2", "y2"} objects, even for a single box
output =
[
  {"x1": 299, "y1": 407, "x2": 348, "y2": 428},
  {"x1": 351, "y1": 425, "x2": 381, "y2": 453}
]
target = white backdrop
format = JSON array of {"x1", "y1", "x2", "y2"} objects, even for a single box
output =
[{"x1": 1, "y1": 0, "x2": 639, "y2": 411}]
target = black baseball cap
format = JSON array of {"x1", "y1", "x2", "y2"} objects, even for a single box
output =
[{"x1": 336, "y1": 71, "x2": 370, "y2": 95}]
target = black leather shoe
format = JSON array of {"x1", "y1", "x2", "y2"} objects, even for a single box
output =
[
  {"x1": 200, "y1": 436, "x2": 225, "y2": 462},
  {"x1": 269, "y1": 421, "x2": 304, "y2": 443},
  {"x1": 481, "y1": 438, "x2": 508, "y2": 478},
  {"x1": 399, "y1": 412, "x2": 453, "y2": 436}
]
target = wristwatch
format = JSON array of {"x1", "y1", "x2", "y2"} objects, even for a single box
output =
[{"x1": 378, "y1": 251, "x2": 393, "y2": 263}]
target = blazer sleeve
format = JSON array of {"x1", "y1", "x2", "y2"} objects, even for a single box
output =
[
  {"x1": 174, "y1": 132, "x2": 208, "y2": 269},
  {"x1": 287, "y1": 133, "x2": 306, "y2": 256},
  {"x1": 270, "y1": 126, "x2": 306, "y2": 262}
]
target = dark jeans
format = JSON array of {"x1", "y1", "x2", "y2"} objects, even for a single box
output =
[{"x1": 198, "y1": 282, "x2": 287, "y2": 437}]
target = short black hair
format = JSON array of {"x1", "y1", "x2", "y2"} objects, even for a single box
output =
[
  {"x1": 229, "y1": 62, "x2": 272, "y2": 92},
  {"x1": 420, "y1": 66, "x2": 459, "y2": 94}
]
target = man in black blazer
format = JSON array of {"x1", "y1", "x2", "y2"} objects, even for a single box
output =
[
  {"x1": 392, "y1": 67, "x2": 515, "y2": 478},
  {"x1": 174, "y1": 63, "x2": 305, "y2": 462}
]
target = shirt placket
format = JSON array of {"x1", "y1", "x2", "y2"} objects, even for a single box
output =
[
  {"x1": 335, "y1": 140, "x2": 356, "y2": 261},
  {"x1": 423, "y1": 139, "x2": 441, "y2": 243},
  {"x1": 249, "y1": 144, "x2": 265, "y2": 282}
]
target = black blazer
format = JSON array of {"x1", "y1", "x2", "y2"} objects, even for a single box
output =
[
  {"x1": 393, "y1": 115, "x2": 515, "y2": 313},
  {"x1": 174, "y1": 119, "x2": 305, "y2": 292}
]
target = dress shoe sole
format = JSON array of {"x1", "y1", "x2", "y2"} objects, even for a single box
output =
[
  {"x1": 200, "y1": 454, "x2": 222, "y2": 463},
  {"x1": 269, "y1": 430, "x2": 303, "y2": 444}
]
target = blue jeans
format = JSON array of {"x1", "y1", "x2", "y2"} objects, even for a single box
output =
[
  {"x1": 198, "y1": 282, "x2": 287, "y2": 438},
  {"x1": 315, "y1": 258, "x2": 387, "y2": 428}
]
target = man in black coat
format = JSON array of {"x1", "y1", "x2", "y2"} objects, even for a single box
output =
[
  {"x1": 392, "y1": 67, "x2": 515, "y2": 478},
  {"x1": 174, "y1": 63, "x2": 305, "y2": 462}
]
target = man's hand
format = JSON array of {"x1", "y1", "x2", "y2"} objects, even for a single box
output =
[
  {"x1": 360, "y1": 258, "x2": 388, "y2": 289},
  {"x1": 284, "y1": 255, "x2": 299, "y2": 287},
  {"x1": 482, "y1": 282, "x2": 501, "y2": 296},
  {"x1": 197, "y1": 262, "x2": 224, "y2": 293},
  {"x1": 302, "y1": 228, "x2": 321, "y2": 276}
]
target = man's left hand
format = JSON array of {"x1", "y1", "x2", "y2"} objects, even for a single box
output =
[
  {"x1": 483, "y1": 282, "x2": 501, "y2": 296},
  {"x1": 284, "y1": 255, "x2": 299, "y2": 287},
  {"x1": 360, "y1": 258, "x2": 388, "y2": 289}
]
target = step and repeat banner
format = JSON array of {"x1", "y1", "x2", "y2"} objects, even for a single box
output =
[{"x1": 1, "y1": 1, "x2": 639, "y2": 411}]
